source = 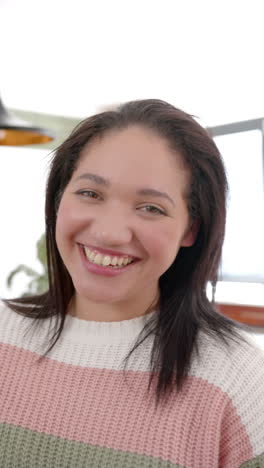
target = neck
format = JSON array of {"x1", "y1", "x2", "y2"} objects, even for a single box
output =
[{"x1": 68, "y1": 290, "x2": 160, "y2": 322}]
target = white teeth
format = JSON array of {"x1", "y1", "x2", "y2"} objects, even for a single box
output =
[
  {"x1": 84, "y1": 247, "x2": 91, "y2": 256},
  {"x1": 102, "y1": 255, "x2": 111, "y2": 266},
  {"x1": 90, "y1": 252, "x2": 96, "y2": 261},
  {"x1": 83, "y1": 246, "x2": 134, "y2": 268},
  {"x1": 94, "y1": 253, "x2": 103, "y2": 265}
]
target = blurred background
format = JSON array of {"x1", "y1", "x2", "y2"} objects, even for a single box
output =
[{"x1": 0, "y1": 0, "x2": 263, "y2": 329}]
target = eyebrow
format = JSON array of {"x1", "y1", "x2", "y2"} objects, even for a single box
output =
[
  {"x1": 74, "y1": 172, "x2": 175, "y2": 206},
  {"x1": 75, "y1": 173, "x2": 110, "y2": 187}
]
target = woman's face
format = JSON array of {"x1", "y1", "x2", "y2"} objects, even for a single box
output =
[{"x1": 55, "y1": 125, "x2": 196, "y2": 310}]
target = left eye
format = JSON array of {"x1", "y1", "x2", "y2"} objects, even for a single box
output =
[
  {"x1": 140, "y1": 205, "x2": 166, "y2": 215},
  {"x1": 77, "y1": 190, "x2": 100, "y2": 199}
]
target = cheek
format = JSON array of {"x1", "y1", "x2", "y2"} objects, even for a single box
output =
[
  {"x1": 141, "y1": 222, "x2": 181, "y2": 265},
  {"x1": 55, "y1": 204, "x2": 67, "y2": 242},
  {"x1": 56, "y1": 196, "x2": 89, "y2": 242},
  {"x1": 55, "y1": 200, "x2": 80, "y2": 249}
]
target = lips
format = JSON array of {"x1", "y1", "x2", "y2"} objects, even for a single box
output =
[
  {"x1": 83, "y1": 246, "x2": 135, "y2": 268},
  {"x1": 78, "y1": 243, "x2": 140, "y2": 260},
  {"x1": 78, "y1": 244, "x2": 140, "y2": 277}
]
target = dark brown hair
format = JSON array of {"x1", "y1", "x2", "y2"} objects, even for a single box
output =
[{"x1": 3, "y1": 99, "x2": 243, "y2": 406}]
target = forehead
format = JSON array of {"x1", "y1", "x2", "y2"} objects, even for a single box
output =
[{"x1": 74, "y1": 125, "x2": 189, "y2": 195}]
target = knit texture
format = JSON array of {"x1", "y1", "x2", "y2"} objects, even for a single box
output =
[{"x1": 0, "y1": 301, "x2": 264, "y2": 468}]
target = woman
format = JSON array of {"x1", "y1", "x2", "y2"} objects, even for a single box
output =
[{"x1": 0, "y1": 99, "x2": 263, "y2": 467}]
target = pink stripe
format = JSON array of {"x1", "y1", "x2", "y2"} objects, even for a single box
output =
[{"x1": 0, "y1": 343, "x2": 253, "y2": 467}]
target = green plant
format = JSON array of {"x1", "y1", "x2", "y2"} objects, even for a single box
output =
[{"x1": 6, "y1": 233, "x2": 48, "y2": 297}]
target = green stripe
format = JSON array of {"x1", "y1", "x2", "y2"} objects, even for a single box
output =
[
  {"x1": 240, "y1": 453, "x2": 264, "y2": 468},
  {"x1": 0, "y1": 422, "x2": 185, "y2": 468}
]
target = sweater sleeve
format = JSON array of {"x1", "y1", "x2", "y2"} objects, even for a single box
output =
[{"x1": 218, "y1": 336, "x2": 264, "y2": 468}]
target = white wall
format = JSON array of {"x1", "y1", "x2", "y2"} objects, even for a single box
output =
[
  {"x1": 0, "y1": 147, "x2": 49, "y2": 298},
  {"x1": 1, "y1": 0, "x2": 264, "y2": 127}
]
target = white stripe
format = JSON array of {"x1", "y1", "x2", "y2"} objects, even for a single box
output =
[{"x1": 0, "y1": 303, "x2": 154, "y2": 370}]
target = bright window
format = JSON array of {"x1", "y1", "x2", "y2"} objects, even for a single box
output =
[
  {"x1": 215, "y1": 130, "x2": 264, "y2": 282},
  {"x1": 0, "y1": 146, "x2": 48, "y2": 298}
]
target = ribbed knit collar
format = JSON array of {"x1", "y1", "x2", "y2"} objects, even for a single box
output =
[{"x1": 61, "y1": 309, "x2": 158, "y2": 345}]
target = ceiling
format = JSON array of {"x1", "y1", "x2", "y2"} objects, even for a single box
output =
[{"x1": 1, "y1": 0, "x2": 264, "y2": 126}]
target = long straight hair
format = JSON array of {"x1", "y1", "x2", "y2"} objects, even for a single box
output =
[{"x1": 3, "y1": 99, "x2": 243, "y2": 405}]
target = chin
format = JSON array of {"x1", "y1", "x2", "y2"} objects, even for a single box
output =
[{"x1": 74, "y1": 284, "x2": 127, "y2": 305}]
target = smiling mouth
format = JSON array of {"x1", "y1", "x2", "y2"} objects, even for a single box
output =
[{"x1": 82, "y1": 246, "x2": 136, "y2": 269}]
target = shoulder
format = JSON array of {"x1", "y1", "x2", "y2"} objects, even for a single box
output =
[
  {"x1": 0, "y1": 299, "x2": 20, "y2": 324},
  {"x1": 190, "y1": 329, "x2": 264, "y2": 456},
  {"x1": 0, "y1": 300, "x2": 29, "y2": 341},
  {"x1": 0, "y1": 300, "x2": 50, "y2": 348},
  {"x1": 190, "y1": 329, "x2": 264, "y2": 421},
  {"x1": 191, "y1": 328, "x2": 264, "y2": 387}
]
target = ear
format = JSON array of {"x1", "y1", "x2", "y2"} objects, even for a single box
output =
[{"x1": 180, "y1": 219, "x2": 200, "y2": 247}]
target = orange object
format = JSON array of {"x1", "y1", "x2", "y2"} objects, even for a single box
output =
[{"x1": 216, "y1": 303, "x2": 264, "y2": 326}]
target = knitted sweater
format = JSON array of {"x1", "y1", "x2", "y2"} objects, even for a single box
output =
[{"x1": 0, "y1": 302, "x2": 264, "y2": 468}]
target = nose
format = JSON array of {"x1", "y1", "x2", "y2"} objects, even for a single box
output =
[{"x1": 88, "y1": 211, "x2": 133, "y2": 247}]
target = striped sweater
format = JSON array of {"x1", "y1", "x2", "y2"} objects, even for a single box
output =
[{"x1": 0, "y1": 302, "x2": 264, "y2": 468}]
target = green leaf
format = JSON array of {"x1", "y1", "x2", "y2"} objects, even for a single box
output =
[
  {"x1": 6, "y1": 232, "x2": 49, "y2": 296},
  {"x1": 6, "y1": 265, "x2": 38, "y2": 288}
]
